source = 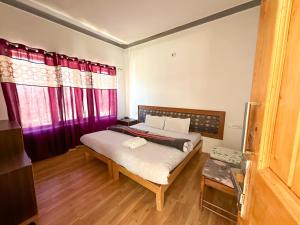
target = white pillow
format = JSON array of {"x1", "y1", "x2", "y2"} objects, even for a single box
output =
[
  {"x1": 145, "y1": 115, "x2": 165, "y2": 129},
  {"x1": 164, "y1": 117, "x2": 191, "y2": 134}
]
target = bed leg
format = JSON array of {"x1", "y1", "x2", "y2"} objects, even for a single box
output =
[
  {"x1": 112, "y1": 163, "x2": 119, "y2": 181},
  {"x1": 108, "y1": 160, "x2": 113, "y2": 178},
  {"x1": 198, "y1": 145, "x2": 203, "y2": 155},
  {"x1": 156, "y1": 187, "x2": 165, "y2": 211},
  {"x1": 84, "y1": 152, "x2": 90, "y2": 160}
]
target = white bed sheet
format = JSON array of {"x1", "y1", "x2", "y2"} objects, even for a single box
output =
[{"x1": 80, "y1": 123, "x2": 202, "y2": 184}]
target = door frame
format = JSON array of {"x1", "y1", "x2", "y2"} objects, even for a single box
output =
[
  {"x1": 256, "y1": 0, "x2": 292, "y2": 170},
  {"x1": 242, "y1": 0, "x2": 300, "y2": 223}
]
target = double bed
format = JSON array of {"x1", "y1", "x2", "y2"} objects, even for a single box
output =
[{"x1": 80, "y1": 105, "x2": 225, "y2": 211}]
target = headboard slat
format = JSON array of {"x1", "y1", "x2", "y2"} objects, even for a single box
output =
[{"x1": 138, "y1": 105, "x2": 225, "y2": 140}]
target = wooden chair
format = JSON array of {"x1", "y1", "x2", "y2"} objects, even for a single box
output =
[{"x1": 199, "y1": 158, "x2": 237, "y2": 222}]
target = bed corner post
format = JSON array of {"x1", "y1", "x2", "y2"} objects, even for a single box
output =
[
  {"x1": 198, "y1": 140, "x2": 203, "y2": 155},
  {"x1": 81, "y1": 146, "x2": 90, "y2": 161},
  {"x1": 112, "y1": 162, "x2": 119, "y2": 181},
  {"x1": 156, "y1": 186, "x2": 165, "y2": 211},
  {"x1": 107, "y1": 160, "x2": 113, "y2": 178},
  {"x1": 84, "y1": 151, "x2": 90, "y2": 160}
]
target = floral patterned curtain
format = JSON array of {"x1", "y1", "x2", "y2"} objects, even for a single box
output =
[{"x1": 0, "y1": 38, "x2": 117, "y2": 161}]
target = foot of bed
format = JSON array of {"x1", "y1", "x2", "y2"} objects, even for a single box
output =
[
  {"x1": 156, "y1": 187, "x2": 165, "y2": 211},
  {"x1": 108, "y1": 161, "x2": 113, "y2": 178},
  {"x1": 112, "y1": 163, "x2": 120, "y2": 181},
  {"x1": 198, "y1": 143, "x2": 203, "y2": 155},
  {"x1": 84, "y1": 152, "x2": 90, "y2": 160}
]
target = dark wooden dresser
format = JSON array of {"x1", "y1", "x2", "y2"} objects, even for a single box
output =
[{"x1": 0, "y1": 120, "x2": 37, "y2": 225}]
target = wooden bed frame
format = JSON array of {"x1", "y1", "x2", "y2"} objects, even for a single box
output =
[{"x1": 81, "y1": 105, "x2": 225, "y2": 211}]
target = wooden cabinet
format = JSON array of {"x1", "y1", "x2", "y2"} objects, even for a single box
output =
[
  {"x1": 0, "y1": 121, "x2": 24, "y2": 158},
  {"x1": 0, "y1": 120, "x2": 37, "y2": 225}
]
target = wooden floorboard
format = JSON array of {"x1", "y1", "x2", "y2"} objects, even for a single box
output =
[{"x1": 32, "y1": 149, "x2": 236, "y2": 225}]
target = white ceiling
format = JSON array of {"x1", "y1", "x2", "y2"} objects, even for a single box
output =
[{"x1": 16, "y1": 0, "x2": 250, "y2": 44}]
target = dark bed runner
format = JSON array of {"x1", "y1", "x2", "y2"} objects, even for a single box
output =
[{"x1": 107, "y1": 125, "x2": 190, "y2": 152}]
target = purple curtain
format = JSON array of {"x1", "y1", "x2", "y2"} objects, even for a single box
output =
[{"x1": 0, "y1": 38, "x2": 117, "y2": 161}]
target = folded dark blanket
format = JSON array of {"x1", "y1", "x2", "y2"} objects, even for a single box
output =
[{"x1": 107, "y1": 125, "x2": 190, "y2": 152}]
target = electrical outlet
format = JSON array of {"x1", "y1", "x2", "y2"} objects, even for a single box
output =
[{"x1": 228, "y1": 124, "x2": 243, "y2": 129}]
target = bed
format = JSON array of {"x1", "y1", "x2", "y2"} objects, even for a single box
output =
[{"x1": 80, "y1": 105, "x2": 225, "y2": 211}]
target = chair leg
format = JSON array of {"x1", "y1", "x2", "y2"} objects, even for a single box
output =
[
  {"x1": 199, "y1": 176, "x2": 205, "y2": 211},
  {"x1": 156, "y1": 187, "x2": 165, "y2": 211}
]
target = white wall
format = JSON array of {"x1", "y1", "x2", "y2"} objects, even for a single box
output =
[
  {"x1": 126, "y1": 7, "x2": 260, "y2": 151},
  {"x1": 0, "y1": 3, "x2": 260, "y2": 152},
  {"x1": 0, "y1": 3, "x2": 126, "y2": 120}
]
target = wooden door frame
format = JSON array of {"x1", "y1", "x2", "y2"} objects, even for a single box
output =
[
  {"x1": 242, "y1": 0, "x2": 300, "y2": 223},
  {"x1": 256, "y1": 0, "x2": 292, "y2": 170}
]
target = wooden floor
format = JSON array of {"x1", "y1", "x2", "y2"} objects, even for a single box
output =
[{"x1": 32, "y1": 149, "x2": 236, "y2": 225}]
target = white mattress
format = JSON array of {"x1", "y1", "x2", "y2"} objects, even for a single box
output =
[{"x1": 80, "y1": 123, "x2": 202, "y2": 184}]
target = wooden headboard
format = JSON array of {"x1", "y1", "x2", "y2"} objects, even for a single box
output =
[{"x1": 138, "y1": 105, "x2": 225, "y2": 140}]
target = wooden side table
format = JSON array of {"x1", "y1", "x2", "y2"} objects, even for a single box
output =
[
  {"x1": 200, "y1": 159, "x2": 238, "y2": 223},
  {"x1": 117, "y1": 118, "x2": 138, "y2": 126},
  {"x1": 231, "y1": 167, "x2": 245, "y2": 224}
]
